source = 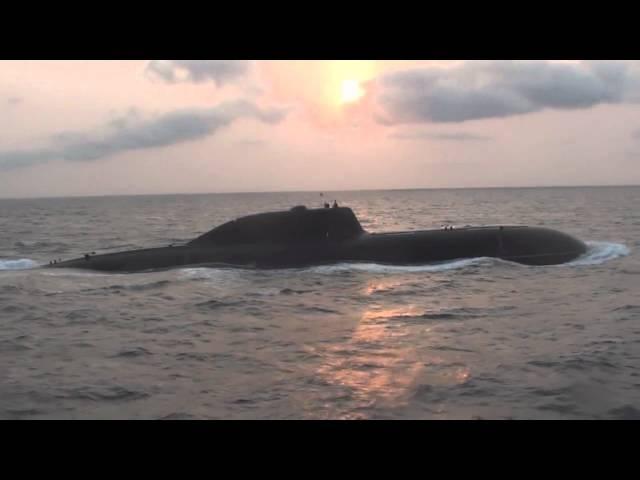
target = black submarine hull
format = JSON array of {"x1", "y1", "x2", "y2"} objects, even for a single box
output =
[{"x1": 45, "y1": 225, "x2": 588, "y2": 273}]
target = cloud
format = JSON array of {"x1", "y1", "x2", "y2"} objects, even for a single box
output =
[
  {"x1": 390, "y1": 131, "x2": 491, "y2": 142},
  {"x1": 0, "y1": 100, "x2": 287, "y2": 171},
  {"x1": 235, "y1": 139, "x2": 266, "y2": 146},
  {"x1": 146, "y1": 60, "x2": 251, "y2": 86},
  {"x1": 375, "y1": 61, "x2": 640, "y2": 124},
  {"x1": 6, "y1": 96, "x2": 22, "y2": 106},
  {"x1": 633, "y1": 129, "x2": 640, "y2": 140}
]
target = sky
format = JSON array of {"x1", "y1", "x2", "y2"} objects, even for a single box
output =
[{"x1": 1, "y1": 60, "x2": 639, "y2": 198}]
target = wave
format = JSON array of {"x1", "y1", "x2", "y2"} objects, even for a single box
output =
[
  {"x1": 180, "y1": 257, "x2": 492, "y2": 277},
  {"x1": 54, "y1": 240, "x2": 626, "y2": 278},
  {"x1": 300, "y1": 241, "x2": 630, "y2": 273},
  {"x1": 563, "y1": 241, "x2": 630, "y2": 267},
  {"x1": 180, "y1": 267, "x2": 245, "y2": 281},
  {"x1": 319, "y1": 242, "x2": 629, "y2": 273},
  {"x1": 0, "y1": 258, "x2": 38, "y2": 270},
  {"x1": 307, "y1": 257, "x2": 492, "y2": 274}
]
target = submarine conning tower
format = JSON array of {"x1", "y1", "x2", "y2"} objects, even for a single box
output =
[{"x1": 188, "y1": 205, "x2": 365, "y2": 246}]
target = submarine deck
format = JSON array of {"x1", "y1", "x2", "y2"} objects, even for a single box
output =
[{"x1": 368, "y1": 225, "x2": 528, "y2": 236}]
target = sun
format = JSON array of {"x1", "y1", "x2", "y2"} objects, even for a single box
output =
[{"x1": 341, "y1": 79, "x2": 364, "y2": 104}]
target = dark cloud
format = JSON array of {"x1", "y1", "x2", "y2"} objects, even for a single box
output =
[
  {"x1": 0, "y1": 100, "x2": 287, "y2": 171},
  {"x1": 633, "y1": 129, "x2": 640, "y2": 140},
  {"x1": 146, "y1": 60, "x2": 250, "y2": 85},
  {"x1": 7, "y1": 96, "x2": 22, "y2": 106},
  {"x1": 390, "y1": 131, "x2": 491, "y2": 142},
  {"x1": 376, "y1": 61, "x2": 640, "y2": 124}
]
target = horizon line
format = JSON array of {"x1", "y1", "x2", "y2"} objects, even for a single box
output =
[{"x1": 1, "y1": 183, "x2": 639, "y2": 201}]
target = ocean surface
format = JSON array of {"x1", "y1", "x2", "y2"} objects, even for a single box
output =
[{"x1": 0, "y1": 187, "x2": 638, "y2": 420}]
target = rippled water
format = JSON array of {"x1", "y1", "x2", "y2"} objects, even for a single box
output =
[{"x1": 0, "y1": 187, "x2": 638, "y2": 419}]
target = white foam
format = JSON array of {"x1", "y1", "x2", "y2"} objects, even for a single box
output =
[
  {"x1": 179, "y1": 267, "x2": 245, "y2": 281},
  {"x1": 0, "y1": 258, "x2": 38, "y2": 270},
  {"x1": 180, "y1": 268, "x2": 214, "y2": 279},
  {"x1": 563, "y1": 241, "x2": 630, "y2": 267},
  {"x1": 307, "y1": 257, "x2": 492, "y2": 274},
  {"x1": 177, "y1": 242, "x2": 630, "y2": 278}
]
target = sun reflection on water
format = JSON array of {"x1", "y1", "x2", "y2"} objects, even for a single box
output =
[{"x1": 313, "y1": 301, "x2": 472, "y2": 416}]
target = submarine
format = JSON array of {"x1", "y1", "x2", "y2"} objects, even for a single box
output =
[{"x1": 45, "y1": 205, "x2": 587, "y2": 272}]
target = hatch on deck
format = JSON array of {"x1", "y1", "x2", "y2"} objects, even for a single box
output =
[{"x1": 188, "y1": 206, "x2": 364, "y2": 246}]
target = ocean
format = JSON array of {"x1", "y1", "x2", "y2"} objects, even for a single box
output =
[{"x1": 0, "y1": 186, "x2": 637, "y2": 419}]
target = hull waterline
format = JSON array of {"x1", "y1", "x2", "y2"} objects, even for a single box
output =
[{"x1": 44, "y1": 216, "x2": 588, "y2": 273}]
